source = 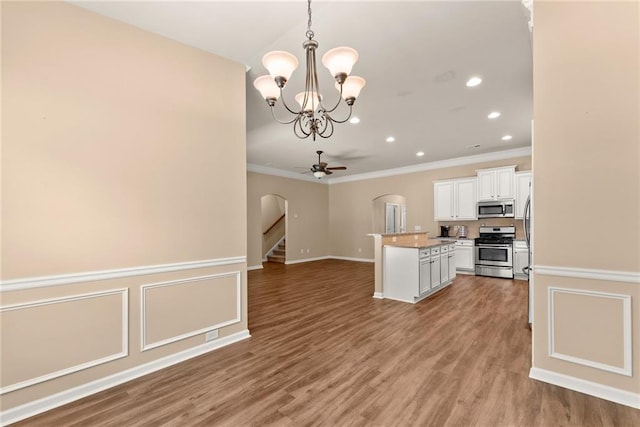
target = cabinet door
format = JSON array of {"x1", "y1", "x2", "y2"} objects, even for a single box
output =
[
  {"x1": 477, "y1": 170, "x2": 495, "y2": 201},
  {"x1": 430, "y1": 256, "x2": 441, "y2": 288},
  {"x1": 419, "y1": 259, "x2": 431, "y2": 293},
  {"x1": 515, "y1": 172, "x2": 532, "y2": 219},
  {"x1": 434, "y1": 181, "x2": 454, "y2": 221},
  {"x1": 495, "y1": 168, "x2": 515, "y2": 199},
  {"x1": 455, "y1": 246, "x2": 474, "y2": 270},
  {"x1": 448, "y1": 252, "x2": 456, "y2": 279},
  {"x1": 514, "y1": 248, "x2": 529, "y2": 277},
  {"x1": 454, "y1": 178, "x2": 477, "y2": 220},
  {"x1": 440, "y1": 253, "x2": 449, "y2": 283}
]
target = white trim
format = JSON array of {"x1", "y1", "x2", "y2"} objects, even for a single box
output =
[
  {"x1": 548, "y1": 287, "x2": 632, "y2": 376},
  {"x1": 373, "y1": 292, "x2": 384, "y2": 299},
  {"x1": 0, "y1": 289, "x2": 129, "y2": 394},
  {"x1": 247, "y1": 265, "x2": 264, "y2": 271},
  {"x1": 248, "y1": 147, "x2": 531, "y2": 185},
  {"x1": 327, "y1": 147, "x2": 531, "y2": 184},
  {"x1": 0, "y1": 330, "x2": 251, "y2": 426},
  {"x1": 535, "y1": 265, "x2": 640, "y2": 284},
  {"x1": 247, "y1": 163, "x2": 323, "y2": 183},
  {"x1": 1, "y1": 257, "x2": 247, "y2": 292},
  {"x1": 141, "y1": 272, "x2": 241, "y2": 351},
  {"x1": 529, "y1": 367, "x2": 640, "y2": 409},
  {"x1": 284, "y1": 256, "x2": 331, "y2": 265},
  {"x1": 330, "y1": 256, "x2": 374, "y2": 263}
]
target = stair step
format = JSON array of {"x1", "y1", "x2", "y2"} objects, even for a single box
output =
[
  {"x1": 278, "y1": 243, "x2": 286, "y2": 249},
  {"x1": 268, "y1": 255, "x2": 285, "y2": 264},
  {"x1": 273, "y1": 249, "x2": 285, "y2": 256}
]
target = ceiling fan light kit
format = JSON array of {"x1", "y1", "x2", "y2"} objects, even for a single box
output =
[
  {"x1": 253, "y1": 0, "x2": 365, "y2": 140},
  {"x1": 310, "y1": 150, "x2": 347, "y2": 179}
]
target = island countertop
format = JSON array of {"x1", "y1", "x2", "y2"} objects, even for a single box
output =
[{"x1": 385, "y1": 240, "x2": 452, "y2": 249}]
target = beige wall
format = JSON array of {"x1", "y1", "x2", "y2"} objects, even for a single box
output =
[
  {"x1": 532, "y1": 0, "x2": 640, "y2": 400},
  {"x1": 247, "y1": 173, "x2": 329, "y2": 267},
  {"x1": 1, "y1": 1, "x2": 247, "y2": 414},
  {"x1": 329, "y1": 156, "x2": 531, "y2": 259}
]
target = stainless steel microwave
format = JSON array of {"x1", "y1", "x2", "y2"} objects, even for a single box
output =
[{"x1": 477, "y1": 200, "x2": 515, "y2": 218}]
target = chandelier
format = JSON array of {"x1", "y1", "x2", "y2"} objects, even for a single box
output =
[{"x1": 253, "y1": 0, "x2": 366, "y2": 140}]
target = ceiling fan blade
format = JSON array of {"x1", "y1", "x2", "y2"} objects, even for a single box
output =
[{"x1": 326, "y1": 166, "x2": 347, "y2": 170}]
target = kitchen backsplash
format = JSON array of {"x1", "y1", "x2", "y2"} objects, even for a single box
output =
[{"x1": 437, "y1": 218, "x2": 526, "y2": 240}]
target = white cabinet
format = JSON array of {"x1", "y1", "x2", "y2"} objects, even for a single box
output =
[
  {"x1": 383, "y1": 244, "x2": 454, "y2": 303},
  {"x1": 447, "y1": 244, "x2": 456, "y2": 279},
  {"x1": 477, "y1": 166, "x2": 515, "y2": 201},
  {"x1": 515, "y1": 172, "x2": 532, "y2": 219},
  {"x1": 430, "y1": 247, "x2": 441, "y2": 289},
  {"x1": 440, "y1": 245, "x2": 449, "y2": 283},
  {"x1": 434, "y1": 177, "x2": 477, "y2": 221},
  {"x1": 455, "y1": 240, "x2": 474, "y2": 272},
  {"x1": 514, "y1": 240, "x2": 529, "y2": 279}
]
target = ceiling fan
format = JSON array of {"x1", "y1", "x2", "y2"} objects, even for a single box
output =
[{"x1": 310, "y1": 150, "x2": 347, "y2": 179}]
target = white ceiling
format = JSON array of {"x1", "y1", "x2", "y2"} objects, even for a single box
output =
[{"x1": 72, "y1": 1, "x2": 533, "y2": 181}]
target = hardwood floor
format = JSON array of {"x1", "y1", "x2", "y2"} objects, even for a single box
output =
[{"x1": 13, "y1": 260, "x2": 640, "y2": 426}]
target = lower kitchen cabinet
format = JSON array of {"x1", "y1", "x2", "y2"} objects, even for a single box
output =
[
  {"x1": 455, "y1": 239, "x2": 474, "y2": 273},
  {"x1": 383, "y1": 244, "x2": 455, "y2": 304},
  {"x1": 514, "y1": 240, "x2": 528, "y2": 280}
]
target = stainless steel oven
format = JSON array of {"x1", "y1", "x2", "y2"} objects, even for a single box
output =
[{"x1": 474, "y1": 226, "x2": 515, "y2": 278}]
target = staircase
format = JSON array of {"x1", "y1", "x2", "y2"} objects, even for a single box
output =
[{"x1": 267, "y1": 240, "x2": 286, "y2": 264}]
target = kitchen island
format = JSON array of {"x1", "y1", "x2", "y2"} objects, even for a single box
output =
[{"x1": 384, "y1": 241, "x2": 456, "y2": 303}]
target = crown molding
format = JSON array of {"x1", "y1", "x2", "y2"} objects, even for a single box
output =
[
  {"x1": 246, "y1": 163, "x2": 325, "y2": 184},
  {"x1": 247, "y1": 147, "x2": 532, "y2": 185},
  {"x1": 327, "y1": 146, "x2": 532, "y2": 184}
]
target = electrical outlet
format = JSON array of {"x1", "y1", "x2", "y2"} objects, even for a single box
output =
[
  {"x1": 205, "y1": 330, "x2": 219, "y2": 342},
  {"x1": 307, "y1": 248, "x2": 310, "y2": 253},
  {"x1": 392, "y1": 236, "x2": 397, "y2": 242},
  {"x1": 300, "y1": 249, "x2": 304, "y2": 254},
  {"x1": 415, "y1": 225, "x2": 422, "y2": 231},
  {"x1": 358, "y1": 248, "x2": 362, "y2": 253}
]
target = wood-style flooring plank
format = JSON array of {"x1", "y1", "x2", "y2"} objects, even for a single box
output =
[{"x1": 11, "y1": 259, "x2": 640, "y2": 426}]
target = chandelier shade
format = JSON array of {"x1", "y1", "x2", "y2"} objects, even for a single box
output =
[
  {"x1": 321, "y1": 47, "x2": 359, "y2": 82},
  {"x1": 253, "y1": 0, "x2": 365, "y2": 140},
  {"x1": 262, "y1": 51, "x2": 299, "y2": 85}
]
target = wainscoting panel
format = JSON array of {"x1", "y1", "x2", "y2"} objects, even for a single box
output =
[
  {"x1": 141, "y1": 272, "x2": 241, "y2": 351},
  {"x1": 0, "y1": 289, "x2": 128, "y2": 394},
  {"x1": 548, "y1": 287, "x2": 632, "y2": 376}
]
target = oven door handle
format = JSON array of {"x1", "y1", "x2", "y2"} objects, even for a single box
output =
[{"x1": 476, "y1": 244, "x2": 512, "y2": 249}]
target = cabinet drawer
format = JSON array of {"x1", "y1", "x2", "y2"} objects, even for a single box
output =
[
  {"x1": 419, "y1": 249, "x2": 431, "y2": 258},
  {"x1": 448, "y1": 244, "x2": 456, "y2": 251},
  {"x1": 431, "y1": 247, "x2": 440, "y2": 255},
  {"x1": 456, "y1": 240, "x2": 473, "y2": 247},
  {"x1": 440, "y1": 245, "x2": 449, "y2": 253}
]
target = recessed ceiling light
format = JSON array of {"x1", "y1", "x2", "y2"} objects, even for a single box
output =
[
  {"x1": 350, "y1": 117, "x2": 360, "y2": 124},
  {"x1": 466, "y1": 76, "x2": 482, "y2": 87},
  {"x1": 501, "y1": 135, "x2": 513, "y2": 141},
  {"x1": 488, "y1": 111, "x2": 501, "y2": 119},
  {"x1": 416, "y1": 151, "x2": 425, "y2": 157},
  {"x1": 386, "y1": 136, "x2": 395, "y2": 143}
]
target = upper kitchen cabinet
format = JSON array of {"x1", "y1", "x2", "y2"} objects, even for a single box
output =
[
  {"x1": 515, "y1": 171, "x2": 533, "y2": 219},
  {"x1": 434, "y1": 177, "x2": 477, "y2": 221},
  {"x1": 477, "y1": 166, "x2": 516, "y2": 201}
]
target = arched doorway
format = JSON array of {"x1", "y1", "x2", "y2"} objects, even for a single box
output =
[{"x1": 261, "y1": 194, "x2": 287, "y2": 263}]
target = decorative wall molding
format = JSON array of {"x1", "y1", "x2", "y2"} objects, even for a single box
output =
[
  {"x1": 535, "y1": 265, "x2": 640, "y2": 284},
  {"x1": 247, "y1": 163, "x2": 321, "y2": 183},
  {"x1": 247, "y1": 265, "x2": 264, "y2": 271},
  {"x1": 548, "y1": 287, "x2": 632, "y2": 376},
  {"x1": 0, "y1": 289, "x2": 129, "y2": 394},
  {"x1": 373, "y1": 292, "x2": 384, "y2": 299},
  {"x1": 141, "y1": 272, "x2": 242, "y2": 351},
  {"x1": 0, "y1": 330, "x2": 251, "y2": 426},
  {"x1": 1, "y1": 257, "x2": 247, "y2": 292},
  {"x1": 530, "y1": 367, "x2": 640, "y2": 409}
]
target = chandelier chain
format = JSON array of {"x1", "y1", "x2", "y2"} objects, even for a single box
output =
[{"x1": 306, "y1": 0, "x2": 314, "y2": 40}]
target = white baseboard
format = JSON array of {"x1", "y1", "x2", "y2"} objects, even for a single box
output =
[
  {"x1": 285, "y1": 256, "x2": 331, "y2": 265},
  {"x1": 330, "y1": 256, "x2": 374, "y2": 263},
  {"x1": 529, "y1": 367, "x2": 640, "y2": 409},
  {"x1": 373, "y1": 292, "x2": 384, "y2": 299},
  {"x1": 1, "y1": 330, "x2": 251, "y2": 426},
  {"x1": 247, "y1": 265, "x2": 263, "y2": 271}
]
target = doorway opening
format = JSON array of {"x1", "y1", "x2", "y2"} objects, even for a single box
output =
[{"x1": 261, "y1": 194, "x2": 287, "y2": 264}]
